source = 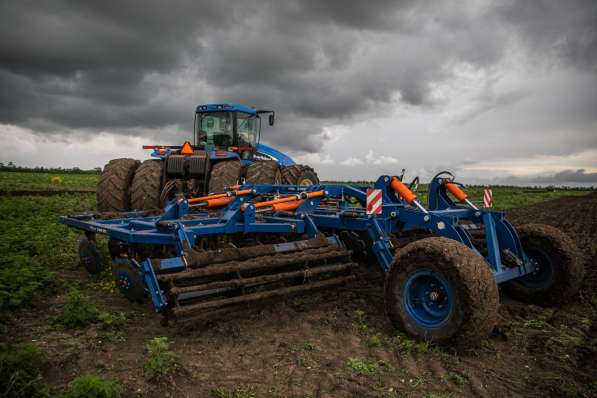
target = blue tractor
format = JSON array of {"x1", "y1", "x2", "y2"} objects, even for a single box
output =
[{"x1": 97, "y1": 104, "x2": 319, "y2": 211}]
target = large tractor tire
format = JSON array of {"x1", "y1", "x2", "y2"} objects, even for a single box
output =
[
  {"x1": 97, "y1": 158, "x2": 140, "y2": 212},
  {"x1": 385, "y1": 237, "x2": 499, "y2": 348},
  {"x1": 504, "y1": 224, "x2": 584, "y2": 305},
  {"x1": 245, "y1": 160, "x2": 281, "y2": 184},
  {"x1": 281, "y1": 164, "x2": 319, "y2": 186},
  {"x1": 208, "y1": 160, "x2": 242, "y2": 193},
  {"x1": 130, "y1": 160, "x2": 164, "y2": 210}
]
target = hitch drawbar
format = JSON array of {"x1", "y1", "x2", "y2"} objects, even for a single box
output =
[{"x1": 61, "y1": 171, "x2": 582, "y2": 346}]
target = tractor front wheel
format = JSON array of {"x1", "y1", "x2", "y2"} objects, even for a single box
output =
[
  {"x1": 245, "y1": 160, "x2": 281, "y2": 184},
  {"x1": 385, "y1": 237, "x2": 499, "y2": 348},
  {"x1": 281, "y1": 164, "x2": 319, "y2": 186},
  {"x1": 208, "y1": 160, "x2": 242, "y2": 193},
  {"x1": 96, "y1": 158, "x2": 140, "y2": 211},
  {"x1": 504, "y1": 224, "x2": 584, "y2": 305},
  {"x1": 130, "y1": 160, "x2": 164, "y2": 210}
]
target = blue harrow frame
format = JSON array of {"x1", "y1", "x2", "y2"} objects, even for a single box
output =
[{"x1": 60, "y1": 173, "x2": 536, "y2": 318}]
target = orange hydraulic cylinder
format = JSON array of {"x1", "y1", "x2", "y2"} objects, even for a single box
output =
[
  {"x1": 444, "y1": 182, "x2": 468, "y2": 203},
  {"x1": 270, "y1": 200, "x2": 305, "y2": 212},
  {"x1": 245, "y1": 190, "x2": 325, "y2": 210},
  {"x1": 390, "y1": 177, "x2": 417, "y2": 204},
  {"x1": 204, "y1": 197, "x2": 233, "y2": 207},
  {"x1": 188, "y1": 189, "x2": 253, "y2": 204}
]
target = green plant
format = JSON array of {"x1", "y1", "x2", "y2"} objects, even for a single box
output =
[
  {"x1": 0, "y1": 343, "x2": 50, "y2": 398},
  {"x1": 0, "y1": 255, "x2": 55, "y2": 316},
  {"x1": 143, "y1": 337, "x2": 177, "y2": 381},
  {"x1": 366, "y1": 334, "x2": 382, "y2": 347},
  {"x1": 441, "y1": 372, "x2": 466, "y2": 386},
  {"x1": 97, "y1": 312, "x2": 128, "y2": 332},
  {"x1": 63, "y1": 374, "x2": 122, "y2": 398},
  {"x1": 210, "y1": 384, "x2": 257, "y2": 398},
  {"x1": 346, "y1": 357, "x2": 387, "y2": 376},
  {"x1": 52, "y1": 289, "x2": 100, "y2": 330}
]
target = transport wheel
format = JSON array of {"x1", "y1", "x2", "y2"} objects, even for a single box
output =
[
  {"x1": 385, "y1": 237, "x2": 499, "y2": 347},
  {"x1": 130, "y1": 159, "x2": 164, "y2": 210},
  {"x1": 245, "y1": 160, "x2": 281, "y2": 184},
  {"x1": 112, "y1": 258, "x2": 146, "y2": 303},
  {"x1": 97, "y1": 158, "x2": 140, "y2": 211},
  {"x1": 504, "y1": 224, "x2": 583, "y2": 305},
  {"x1": 79, "y1": 236, "x2": 103, "y2": 275},
  {"x1": 281, "y1": 164, "x2": 319, "y2": 186},
  {"x1": 208, "y1": 160, "x2": 241, "y2": 193}
]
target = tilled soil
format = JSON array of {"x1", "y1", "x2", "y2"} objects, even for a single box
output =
[{"x1": 14, "y1": 192, "x2": 597, "y2": 397}]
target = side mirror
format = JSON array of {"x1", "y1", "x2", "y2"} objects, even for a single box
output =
[{"x1": 268, "y1": 113, "x2": 275, "y2": 126}]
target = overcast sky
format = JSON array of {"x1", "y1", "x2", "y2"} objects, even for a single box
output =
[{"x1": 1, "y1": 0, "x2": 596, "y2": 185}]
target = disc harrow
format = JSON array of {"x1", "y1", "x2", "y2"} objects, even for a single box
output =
[{"x1": 61, "y1": 171, "x2": 584, "y2": 346}]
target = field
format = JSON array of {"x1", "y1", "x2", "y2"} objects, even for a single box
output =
[{"x1": 1, "y1": 171, "x2": 596, "y2": 397}]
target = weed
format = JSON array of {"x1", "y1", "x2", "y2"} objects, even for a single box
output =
[
  {"x1": 63, "y1": 374, "x2": 122, "y2": 398},
  {"x1": 367, "y1": 334, "x2": 382, "y2": 347},
  {"x1": 97, "y1": 312, "x2": 128, "y2": 332},
  {"x1": 395, "y1": 332, "x2": 415, "y2": 351},
  {"x1": 353, "y1": 309, "x2": 370, "y2": 333},
  {"x1": 210, "y1": 384, "x2": 256, "y2": 398},
  {"x1": 143, "y1": 337, "x2": 177, "y2": 381},
  {"x1": 410, "y1": 375, "x2": 427, "y2": 388},
  {"x1": 346, "y1": 357, "x2": 388, "y2": 376},
  {"x1": 441, "y1": 372, "x2": 466, "y2": 386},
  {"x1": 50, "y1": 176, "x2": 62, "y2": 185},
  {"x1": 423, "y1": 393, "x2": 451, "y2": 398},
  {"x1": 0, "y1": 343, "x2": 50, "y2": 398},
  {"x1": 88, "y1": 268, "x2": 117, "y2": 293},
  {"x1": 289, "y1": 294, "x2": 321, "y2": 312},
  {"x1": 52, "y1": 289, "x2": 100, "y2": 330},
  {"x1": 302, "y1": 341, "x2": 316, "y2": 351},
  {"x1": 415, "y1": 341, "x2": 432, "y2": 353}
]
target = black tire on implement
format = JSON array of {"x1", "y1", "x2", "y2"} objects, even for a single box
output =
[
  {"x1": 281, "y1": 164, "x2": 319, "y2": 185},
  {"x1": 504, "y1": 224, "x2": 584, "y2": 305},
  {"x1": 208, "y1": 160, "x2": 242, "y2": 193},
  {"x1": 385, "y1": 237, "x2": 499, "y2": 348},
  {"x1": 245, "y1": 160, "x2": 281, "y2": 184},
  {"x1": 96, "y1": 158, "x2": 140, "y2": 211},
  {"x1": 130, "y1": 160, "x2": 164, "y2": 210}
]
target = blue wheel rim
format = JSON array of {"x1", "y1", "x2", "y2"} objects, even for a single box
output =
[
  {"x1": 518, "y1": 249, "x2": 554, "y2": 289},
  {"x1": 403, "y1": 269, "x2": 455, "y2": 329},
  {"x1": 116, "y1": 270, "x2": 134, "y2": 292}
]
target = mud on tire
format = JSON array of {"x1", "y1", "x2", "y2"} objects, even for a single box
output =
[
  {"x1": 281, "y1": 164, "x2": 319, "y2": 186},
  {"x1": 97, "y1": 158, "x2": 140, "y2": 211},
  {"x1": 245, "y1": 160, "x2": 281, "y2": 184},
  {"x1": 208, "y1": 160, "x2": 241, "y2": 193},
  {"x1": 504, "y1": 223, "x2": 584, "y2": 305},
  {"x1": 130, "y1": 160, "x2": 164, "y2": 210},
  {"x1": 385, "y1": 237, "x2": 499, "y2": 348}
]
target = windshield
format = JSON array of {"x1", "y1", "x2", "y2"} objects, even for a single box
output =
[
  {"x1": 237, "y1": 113, "x2": 258, "y2": 147},
  {"x1": 195, "y1": 111, "x2": 234, "y2": 146}
]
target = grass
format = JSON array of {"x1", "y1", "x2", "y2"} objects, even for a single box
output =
[
  {"x1": 143, "y1": 337, "x2": 178, "y2": 381},
  {"x1": 0, "y1": 172, "x2": 97, "y2": 192},
  {"x1": 0, "y1": 343, "x2": 50, "y2": 398},
  {"x1": 62, "y1": 374, "x2": 122, "y2": 398},
  {"x1": 346, "y1": 357, "x2": 388, "y2": 376},
  {"x1": 210, "y1": 384, "x2": 257, "y2": 398}
]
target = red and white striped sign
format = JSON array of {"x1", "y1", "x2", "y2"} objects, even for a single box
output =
[
  {"x1": 366, "y1": 189, "x2": 383, "y2": 215},
  {"x1": 483, "y1": 189, "x2": 493, "y2": 208}
]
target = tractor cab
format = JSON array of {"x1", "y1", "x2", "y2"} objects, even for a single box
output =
[{"x1": 193, "y1": 104, "x2": 274, "y2": 160}]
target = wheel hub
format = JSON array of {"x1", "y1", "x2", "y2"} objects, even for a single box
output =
[{"x1": 403, "y1": 270, "x2": 454, "y2": 329}]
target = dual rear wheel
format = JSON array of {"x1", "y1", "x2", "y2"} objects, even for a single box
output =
[{"x1": 97, "y1": 158, "x2": 320, "y2": 212}]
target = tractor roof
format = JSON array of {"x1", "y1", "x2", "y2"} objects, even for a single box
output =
[{"x1": 195, "y1": 103, "x2": 256, "y2": 115}]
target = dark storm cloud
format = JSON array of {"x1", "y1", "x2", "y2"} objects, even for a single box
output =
[
  {"x1": 501, "y1": 169, "x2": 597, "y2": 185},
  {"x1": 1, "y1": 0, "x2": 596, "y2": 153}
]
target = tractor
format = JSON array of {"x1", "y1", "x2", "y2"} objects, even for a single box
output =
[{"x1": 96, "y1": 104, "x2": 319, "y2": 212}]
